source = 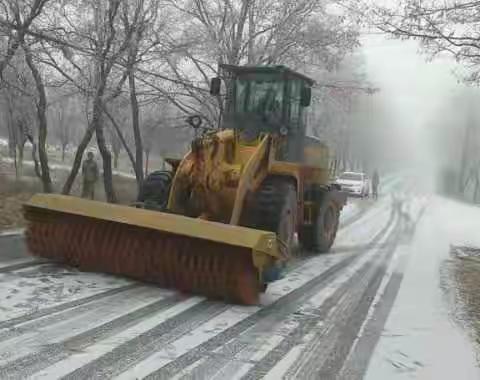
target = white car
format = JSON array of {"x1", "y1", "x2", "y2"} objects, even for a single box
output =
[{"x1": 335, "y1": 172, "x2": 370, "y2": 198}]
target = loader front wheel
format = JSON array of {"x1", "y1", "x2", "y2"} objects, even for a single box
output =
[
  {"x1": 247, "y1": 177, "x2": 297, "y2": 255},
  {"x1": 243, "y1": 177, "x2": 297, "y2": 286},
  {"x1": 137, "y1": 170, "x2": 173, "y2": 211}
]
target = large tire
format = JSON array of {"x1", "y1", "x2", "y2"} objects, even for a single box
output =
[
  {"x1": 300, "y1": 191, "x2": 339, "y2": 253},
  {"x1": 243, "y1": 177, "x2": 297, "y2": 287},
  {"x1": 246, "y1": 177, "x2": 297, "y2": 251},
  {"x1": 137, "y1": 170, "x2": 173, "y2": 211}
]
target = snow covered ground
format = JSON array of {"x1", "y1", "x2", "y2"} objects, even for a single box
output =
[
  {"x1": 0, "y1": 189, "x2": 397, "y2": 379},
  {"x1": 0, "y1": 174, "x2": 478, "y2": 379},
  {"x1": 365, "y1": 196, "x2": 480, "y2": 380},
  {"x1": 0, "y1": 263, "x2": 132, "y2": 321}
]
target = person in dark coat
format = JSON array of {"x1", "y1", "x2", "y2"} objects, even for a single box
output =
[
  {"x1": 372, "y1": 170, "x2": 380, "y2": 200},
  {"x1": 81, "y1": 151, "x2": 99, "y2": 200}
]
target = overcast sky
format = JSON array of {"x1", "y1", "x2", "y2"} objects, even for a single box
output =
[{"x1": 360, "y1": 32, "x2": 464, "y2": 178}]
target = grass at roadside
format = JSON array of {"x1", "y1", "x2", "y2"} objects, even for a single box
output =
[
  {"x1": 454, "y1": 258, "x2": 480, "y2": 342},
  {"x1": 450, "y1": 246, "x2": 480, "y2": 353},
  {"x1": 0, "y1": 159, "x2": 138, "y2": 231},
  {"x1": 0, "y1": 173, "x2": 42, "y2": 230}
]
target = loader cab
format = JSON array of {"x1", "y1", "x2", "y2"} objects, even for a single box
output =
[{"x1": 211, "y1": 65, "x2": 313, "y2": 160}]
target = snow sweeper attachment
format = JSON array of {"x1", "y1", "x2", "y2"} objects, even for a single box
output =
[{"x1": 23, "y1": 194, "x2": 281, "y2": 305}]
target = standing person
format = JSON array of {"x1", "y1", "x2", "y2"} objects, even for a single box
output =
[
  {"x1": 372, "y1": 169, "x2": 380, "y2": 200},
  {"x1": 81, "y1": 151, "x2": 99, "y2": 200}
]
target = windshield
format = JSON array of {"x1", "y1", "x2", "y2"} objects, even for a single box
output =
[
  {"x1": 339, "y1": 173, "x2": 363, "y2": 181},
  {"x1": 235, "y1": 76, "x2": 284, "y2": 122}
]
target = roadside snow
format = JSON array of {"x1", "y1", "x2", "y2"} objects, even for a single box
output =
[
  {"x1": 1, "y1": 157, "x2": 136, "y2": 179},
  {"x1": 366, "y1": 196, "x2": 480, "y2": 380},
  {"x1": 0, "y1": 264, "x2": 132, "y2": 321},
  {"x1": 339, "y1": 201, "x2": 360, "y2": 223}
]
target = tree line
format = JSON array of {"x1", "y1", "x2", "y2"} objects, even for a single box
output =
[{"x1": 2, "y1": 0, "x2": 477, "y2": 202}]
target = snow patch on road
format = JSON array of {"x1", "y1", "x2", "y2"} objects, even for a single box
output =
[
  {"x1": 0, "y1": 264, "x2": 132, "y2": 321},
  {"x1": 32, "y1": 296, "x2": 203, "y2": 379}
]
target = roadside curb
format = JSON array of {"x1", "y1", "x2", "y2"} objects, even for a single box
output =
[{"x1": 0, "y1": 229, "x2": 25, "y2": 237}]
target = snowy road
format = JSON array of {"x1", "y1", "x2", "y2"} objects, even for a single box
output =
[{"x1": 0, "y1": 185, "x2": 427, "y2": 379}]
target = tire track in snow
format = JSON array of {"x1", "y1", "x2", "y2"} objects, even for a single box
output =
[
  {"x1": 0, "y1": 294, "x2": 182, "y2": 379},
  {"x1": 0, "y1": 284, "x2": 139, "y2": 330},
  {"x1": 61, "y1": 301, "x2": 229, "y2": 380},
  {"x1": 312, "y1": 227, "x2": 399, "y2": 379},
  {"x1": 282, "y1": 224, "x2": 400, "y2": 379},
  {"x1": 0, "y1": 284, "x2": 148, "y2": 343},
  {"x1": 338, "y1": 200, "x2": 427, "y2": 379},
  {"x1": 143, "y1": 210, "x2": 396, "y2": 380},
  {"x1": 188, "y1": 214, "x2": 398, "y2": 380}
]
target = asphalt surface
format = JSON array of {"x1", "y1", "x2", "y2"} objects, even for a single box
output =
[{"x1": 0, "y1": 194, "x2": 421, "y2": 379}]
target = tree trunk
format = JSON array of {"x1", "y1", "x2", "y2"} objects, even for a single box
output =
[
  {"x1": 103, "y1": 107, "x2": 136, "y2": 171},
  {"x1": 113, "y1": 150, "x2": 119, "y2": 169},
  {"x1": 145, "y1": 149, "x2": 150, "y2": 177},
  {"x1": 93, "y1": 97, "x2": 116, "y2": 203},
  {"x1": 128, "y1": 67, "x2": 144, "y2": 188},
  {"x1": 6, "y1": 117, "x2": 16, "y2": 158},
  {"x1": 29, "y1": 138, "x2": 42, "y2": 179},
  {"x1": 24, "y1": 44, "x2": 53, "y2": 193},
  {"x1": 16, "y1": 143, "x2": 24, "y2": 178},
  {"x1": 62, "y1": 125, "x2": 94, "y2": 194},
  {"x1": 247, "y1": 1, "x2": 255, "y2": 63}
]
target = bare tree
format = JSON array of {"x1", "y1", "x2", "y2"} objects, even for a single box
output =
[
  {"x1": 156, "y1": 0, "x2": 360, "y2": 125},
  {"x1": 0, "y1": 55, "x2": 37, "y2": 178},
  {"x1": 0, "y1": 0, "x2": 51, "y2": 78},
  {"x1": 372, "y1": 1, "x2": 480, "y2": 84},
  {"x1": 23, "y1": 41, "x2": 52, "y2": 192},
  {"x1": 121, "y1": 0, "x2": 162, "y2": 187},
  {"x1": 36, "y1": 0, "x2": 139, "y2": 201},
  {"x1": 308, "y1": 51, "x2": 378, "y2": 173},
  {"x1": 105, "y1": 96, "x2": 131, "y2": 170},
  {"x1": 141, "y1": 115, "x2": 158, "y2": 177},
  {"x1": 51, "y1": 102, "x2": 70, "y2": 162}
]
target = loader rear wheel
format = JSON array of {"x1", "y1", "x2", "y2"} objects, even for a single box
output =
[
  {"x1": 137, "y1": 170, "x2": 172, "y2": 211},
  {"x1": 300, "y1": 192, "x2": 339, "y2": 253}
]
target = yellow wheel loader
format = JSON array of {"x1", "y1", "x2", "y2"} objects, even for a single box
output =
[{"x1": 23, "y1": 64, "x2": 346, "y2": 304}]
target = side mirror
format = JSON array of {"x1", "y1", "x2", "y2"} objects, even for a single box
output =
[
  {"x1": 210, "y1": 77, "x2": 221, "y2": 96},
  {"x1": 300, "y1": 87, "x2": 311, "y2": 107}
]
